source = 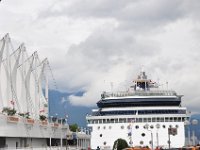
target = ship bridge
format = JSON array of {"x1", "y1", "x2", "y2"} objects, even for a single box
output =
[{"x1": 98, "y1": 90, "x2": 181, "y2": 108}]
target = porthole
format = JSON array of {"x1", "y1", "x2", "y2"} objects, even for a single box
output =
[
  {"x1": 100, "y1": 134, "x2": 102, "y2": 137},
  {"x1": 97, "y1": 126, "x2": 100, "y2": 130},
  {"x1": 109, "y1": 126, "x2": 112, "y2": 129},
  {"x1": 143, "y1": 125, "x2": 147, "y2": 129},
  {"x1": 150, "y1": 125, "x2": 154, "y2": 129},
  {"x1": 121, "y1": 125, "x2": 124, "y2": 129},
  {"x1": 103, "y1": 126, "x2": 106, "y2": 129},
  {"x1": 162, "y1": 125, "x2": 166, "y2": 128},
  {"x1": 169, "y1": 125, "x2": 172, "y2": 128},
  {"x1": 127, "y1": 125, "x2": 131, "y2": 129},
  {"x1": 149, "y1": 141, "x2": 152, "y2": 144},
  {"x1": 176, "y1": 125, "x2": 179, "y2": 128},
  {"x1": 103, "y1": 141, "x2": 107, "y2": 145},
  {"x1": 135, "y1": 125, "x2": 139, "y2": 129},
  {"x1": 141, "y1": 133, "x2": 145, "y2": 137},
  {"x1": 140, "y1": 141, "x2": 144, "y2": 145}
]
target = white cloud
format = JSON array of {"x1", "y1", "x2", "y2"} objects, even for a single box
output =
[{"x1": 1, "y1": 0, "x2": 200, "y2": 112}]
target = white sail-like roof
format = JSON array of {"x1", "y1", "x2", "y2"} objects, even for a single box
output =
[{"x1": 0, "y1": 34, "x2": 49, "y2": 119}]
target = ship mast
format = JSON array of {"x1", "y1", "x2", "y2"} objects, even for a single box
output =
[
  {"x1": 133, "y1": 71, "x2": 158, "y2": 91},
  {"x1": 133, "y1": 71, "x2": 149, "y2": 91}
]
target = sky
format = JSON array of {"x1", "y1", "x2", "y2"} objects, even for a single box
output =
[{"x1": 1, "y1": 0, "x2": 200, "y2": 114}]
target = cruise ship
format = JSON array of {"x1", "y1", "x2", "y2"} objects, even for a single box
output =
[
  {"x1": 0, "y1": 34, "x2": 70, "y2": 149},
  {"x1": 86, "y1": 71, "x2": 190, "y2": 149}
]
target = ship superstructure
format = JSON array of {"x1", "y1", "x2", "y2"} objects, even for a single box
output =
[{"x1": 86, "y1": 71, "x2": 189, "y2": 149}]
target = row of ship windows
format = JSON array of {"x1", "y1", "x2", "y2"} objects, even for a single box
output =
[
  {"x1": 87, "y1": 117, "x2": 189, "y2": 124},
  {"x1": 96, "y1": 124, "x2": 179, "y2": 130},
  {"x1": 93, "y1": 109, "x2": 186, "y2": 116}
]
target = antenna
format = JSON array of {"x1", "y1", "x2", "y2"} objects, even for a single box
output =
[
  {"x1": 110, "y1": 82, "x2": 113, "y2": 93},
  {"x1": 166, "y1": 81, "x2": 168, "y2": 90},
  {"x1": 157, "y1": 77, "x2": 160, "y2": 87}
]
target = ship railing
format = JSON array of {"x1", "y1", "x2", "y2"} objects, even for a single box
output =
[
  {"x1": 87, "y1": 116, "x2": 189, "y2": 124},
  {"x1": 102, "y1": 90, "x2": 177, "y2": 98}
]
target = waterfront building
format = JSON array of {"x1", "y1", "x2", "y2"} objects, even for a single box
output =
[{"x1": 0, "y1": 34, "x2": 69, "y2": 149}]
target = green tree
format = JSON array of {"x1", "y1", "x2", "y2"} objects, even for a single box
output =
[
  {"x1": 69, "y1": 123, "x2": 79, "y2": 132},
  {"x1": 39, "y1": 115, "x2": 47, "y2": 121},
  {"x1": 113, "y1": 138, "x2": 128, "y2": 150}
]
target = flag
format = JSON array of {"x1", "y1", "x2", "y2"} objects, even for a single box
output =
[{"x1": 39, "y1": 109, "x2": 45, "y2": 113}]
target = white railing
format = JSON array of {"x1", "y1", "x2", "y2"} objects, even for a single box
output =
[{"x1": 102, "y1": 90, "x2": 177, "y2": 98}]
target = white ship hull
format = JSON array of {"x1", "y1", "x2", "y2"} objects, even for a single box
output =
[{"x1": 87, "y1": 108, "x2": 188, "y2": 149}]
